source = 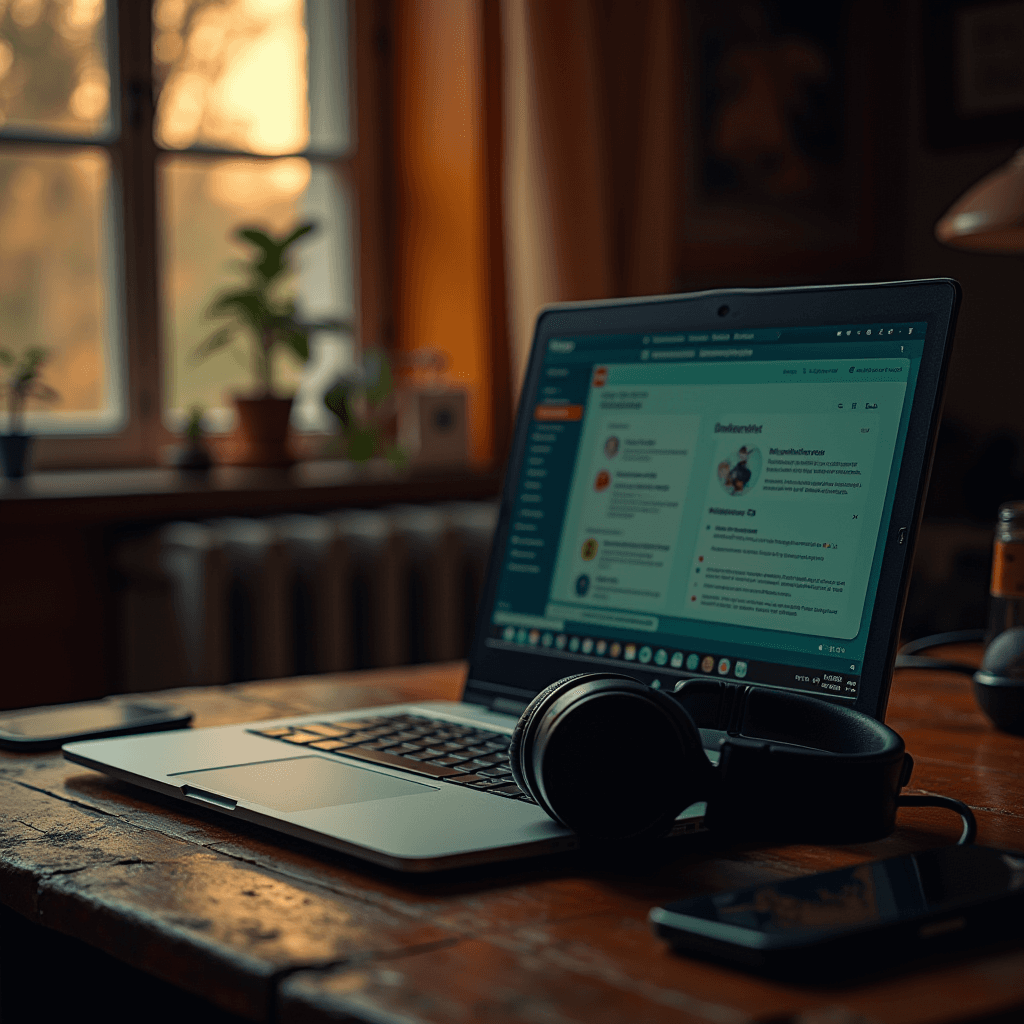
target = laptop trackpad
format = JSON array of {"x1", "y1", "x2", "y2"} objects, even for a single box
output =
[{"x1": 174, "y1": 755, "x2": 436, "y2": 812}]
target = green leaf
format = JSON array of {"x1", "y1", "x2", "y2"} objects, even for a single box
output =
[
  {"x1": 209, "y1": 289, "x2": 267, "y2": 334},
  {"x1": 384, "y1": 443, "x2": 408, "y2": 469},
  {"x1": 324, "y1": 383, "x2": 351, "y2": 426},
  {"x1": 280, "y1": 327, "x2": 309, "y2": 362},
  {"x1": 29, "y1": 383, "x2": 59, "y2": 403},
  {"x1": 237, "y1": 227, "x2": 285, "y2": 283},
  {"x1": 346, "y1": 426, "x2": 378, "y2": 462},
  {"x1": 194, "y1": 325, "x2": 235, "y2": 361},
  {"x1": 282, "y1": 221, "x2": 316, "y2": 249}
]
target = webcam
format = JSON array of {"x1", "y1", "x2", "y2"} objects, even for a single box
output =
[{"x1": 717, "y1": 305, "x2": 730, "y2": 317}]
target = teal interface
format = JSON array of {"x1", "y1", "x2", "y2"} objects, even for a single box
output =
[{"x1": 487, "y1": 323, "x2": 926, "y2": 700}]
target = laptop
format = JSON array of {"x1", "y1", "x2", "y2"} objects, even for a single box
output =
[{"x1": 65, "y1": 280, "x2": 960, "y2": 872}]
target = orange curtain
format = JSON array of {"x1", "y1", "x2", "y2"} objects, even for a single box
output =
[
  {"x1": 503, "y1": 0, "x2": 684, "y2": 386},
  {"x1": 393, "y1": 0, "x2": 494, "y2": 466}
]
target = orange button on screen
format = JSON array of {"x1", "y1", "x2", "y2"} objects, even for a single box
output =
[{"x1": 534, "y1": 404, "x2": 583, "y2": 421}]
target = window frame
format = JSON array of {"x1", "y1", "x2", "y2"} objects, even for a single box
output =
[{"x1": 0, "y1": 0, "x2": 369, "y2": 470}]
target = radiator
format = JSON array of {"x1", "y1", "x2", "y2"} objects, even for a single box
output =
[{"x1": 115, "y1": 501, "x2": 498, "y2": 691}]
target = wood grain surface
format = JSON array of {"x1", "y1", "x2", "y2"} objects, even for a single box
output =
[{"x1": 1, "y1": 652, "x2": 1022, "y2": 1024}]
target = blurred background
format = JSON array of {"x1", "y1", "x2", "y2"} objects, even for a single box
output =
[{"x1": 1, "y1": 0, "x2": 1022, "y2": 707}]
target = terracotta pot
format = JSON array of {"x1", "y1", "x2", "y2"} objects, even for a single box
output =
[{"x1": 222, "y1": 395, "x2": 294, "y2": 467}]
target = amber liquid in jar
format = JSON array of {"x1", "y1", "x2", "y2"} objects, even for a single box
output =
[{"x1": 986, "y1": 500, "x2": 1024, "y2": 644}]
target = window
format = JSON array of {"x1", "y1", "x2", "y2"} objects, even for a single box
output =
[{"x1": 0, "y1": 0, "x2": 354, "y2": 466}]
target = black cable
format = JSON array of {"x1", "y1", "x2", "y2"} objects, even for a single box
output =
[
  {"x1": 895, "y1": 629, "x2": 985, "y2": 674},
  {"x1": 896, "y1": 794, "x2": 977, "y2": 845}
]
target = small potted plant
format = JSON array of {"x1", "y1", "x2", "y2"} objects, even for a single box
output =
[
  {"x1": 197, "y1": 222, "x2": 349, "y2": 466},
  {"x1": 324, "y1": 349, "x2": 406, "y2": 465},
  {"x1": 0, "y1": 346, "x2": 58, "y2": 479}
]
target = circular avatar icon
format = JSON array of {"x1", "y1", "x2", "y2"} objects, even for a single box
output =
[
  {"x1": 594, "y1": 470, "x2": 611, "y2": 492},
  {"x1": 686, "y1": 653, "x2": 700, "y2": 671},
  {"x1": 581, "y1": 637, "x2": 594, "y2": 654},
  {"x1": 670, "y1": 651, "x2": 684, "y2": 668},
  {"x1": 604, "y1": 436, "x2": 619, "y2": 458},
  {"x1": 717, "y1": 445, "x2": 762, "y2": 496},
  {"x1": 581, "y1": 538, "x2": 599, "y2": 560},
  {"x1": 528, "y1": 629, "x2": 540, "y2": 646},
  {"x1": 654, "y1": 648, "x2": 668, "y2": 666},
  {"x1": 717, "y1": 658, "x2": 731, "y2": 675},
  {"x1": 638, "y1": 646, "x2": 652, "y2": 664},
  {"x1": 541, "y1": 632, "x2": 553, "y2": 647},
  {"x1": 609, "y1": 642, "x2": 622, "y2": 658},
  {"x1": 503, "y1": 625, "x2": 515, "y2": 642},
  {"x1": 555, "y1": 634, "x2": 567, "y2": 650},
  {"x1": 575, "y1": 574, "x2": 591, "y2": 596},
  {"x1": 568, "y1": 636, "x2": 581, "y2": 652},
  {"x1": 595, "y1": 639, "x2": 608, "y2": 656},
  {"x1": 701, "y1": 654, "x2": 715, "y2": 674}
]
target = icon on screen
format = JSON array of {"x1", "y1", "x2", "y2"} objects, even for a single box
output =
[
  {"x1": 581, "y1": 637, "x2": 594, "y2": 654},
  {"x1": 568, "y1": 636, "x2": 580, "y2": 652},
  {"x1": 671, "y1": 651, "x2": 684, "y2": 668},
  {"x1": 734, "y1": 660, "x2": 748, "y2": 679},
  {"x1": 701, "y1": 655, "x2": 715, "y2": 674},
  {"x1": 717, "y1": 658, "x2": 731, "y2": 675},
  {"x1": 638, "y1": 646, "x2": 652, "y2": 664},
  {"x1": 595, "y1": 639, "x2": 608, "y2": 656},
  {"x1": 654, "y1": 648, "x2": 668, "y2": 666},
  {"x1": 624, "y1": 644, "x2": 637, "y2": 661}
]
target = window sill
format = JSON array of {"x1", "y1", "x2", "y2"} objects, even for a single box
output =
[{"x1": 0, "y1": 460, "x2": 502, "y2": 526}]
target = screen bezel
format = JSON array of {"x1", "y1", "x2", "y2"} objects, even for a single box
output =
[{"x1": 466, "y1": 280, "x2": 960, "y2": 721}]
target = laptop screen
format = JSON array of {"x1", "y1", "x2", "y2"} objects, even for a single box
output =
[{"x1": 480, "y1": 320, "x2": 928, "y2": 706}]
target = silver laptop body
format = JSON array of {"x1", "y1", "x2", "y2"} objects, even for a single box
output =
[{"x1": 65, "y1": 282, "x2": 958, "y2": 872}]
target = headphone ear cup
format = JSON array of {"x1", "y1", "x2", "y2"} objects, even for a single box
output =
[
  {"x1": 508, "y1": 673, "x2": 610, "y2": 800},
  {"x1": 516, "y1": 674, "x2": 713, "y2": 841}
]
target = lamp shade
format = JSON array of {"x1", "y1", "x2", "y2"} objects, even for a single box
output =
[{"x1": 935, "y1": 148, "x2": 1024, "y2": 254}]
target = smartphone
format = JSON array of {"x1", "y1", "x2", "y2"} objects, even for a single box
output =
[
  {"x1": 0, "y1": 698, "x2": 192, "y2": 751},
  {"x1": 650, "y1": 845, "x2": 1024, "y2": 981}
]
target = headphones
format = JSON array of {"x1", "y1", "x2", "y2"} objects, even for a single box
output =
[{"x1": 510, "y1": 672, "x2": 914, "y2": 844}]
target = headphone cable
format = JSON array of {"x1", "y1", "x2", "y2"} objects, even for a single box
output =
[
  {"x1": 897, "y1": 794, "x2": 977, "y2": 845},
  {"x1": 895, "y1": 629, "x2": 985, "y2": 675}
]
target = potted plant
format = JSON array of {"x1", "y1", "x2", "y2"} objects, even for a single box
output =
[
  {"x1": 324, "y1": 349, "x2": 406, "y2": 465},
  {"x1": 197, "y1": 222, "x2": 349, "y2": 466},
  {"x1": 0, "y1": 346, "x2": 58, "y2": 479}
]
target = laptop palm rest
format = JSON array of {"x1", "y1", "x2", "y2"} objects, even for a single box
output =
[{"x1": 172, "y1": 756, "x2": 437, "y2": 813}]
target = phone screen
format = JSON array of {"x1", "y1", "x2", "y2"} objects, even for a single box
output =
[
  {"x1": 662, "y1": 846, "x2": 1024, "y2": 937},
  {"x1": 0, "y1": 701, "x2": 182, "y2": 741}
]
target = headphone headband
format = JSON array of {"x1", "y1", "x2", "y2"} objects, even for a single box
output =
[{"x1": 511, "y1": 673, "x2": 912, "y2": 844}]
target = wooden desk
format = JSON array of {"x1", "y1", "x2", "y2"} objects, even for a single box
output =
[{"x1": 1, "y1": 653, "x2": 1022, "y2": 1024}]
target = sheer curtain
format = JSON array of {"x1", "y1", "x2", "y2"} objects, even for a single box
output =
[{"x1": 501, "y1": 0, "x2": 684, "y2": 392}]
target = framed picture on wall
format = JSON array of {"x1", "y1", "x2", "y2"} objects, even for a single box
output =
[
  {"x1": 677, "y1": 0, "x2": 894, "y2": 286},
  {"x1": 923, "y1": 0, "x2": 1024, "y2": 149}
]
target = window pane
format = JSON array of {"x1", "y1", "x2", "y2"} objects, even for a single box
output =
[
  {"x1": 0, "y1": 0, "x2": 111, "y2": 138},
  {"x1": 153, "y1": 0, "x2": 310, "y2": 154},
  {"x1": 0, "y1": 147, "x2": 122, "y2": 432},
  {"x1": 160, "y1": 155, "x2": 355, "y2": 432},
  {"x1": 306, "y1": 0, "x2": 350, "y2": 153}
]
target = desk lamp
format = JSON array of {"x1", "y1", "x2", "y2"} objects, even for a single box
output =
[
  {"x1": 935, "y1": 150, "x2": 1024, "y2": 733},
  {"x1": 935, "y1": 148, "x2": 1024, "y2": 252}
]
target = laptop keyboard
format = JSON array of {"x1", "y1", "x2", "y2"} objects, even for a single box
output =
[{"x1": 249, "y1": 713, "x2": 533, "y2": 802}]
